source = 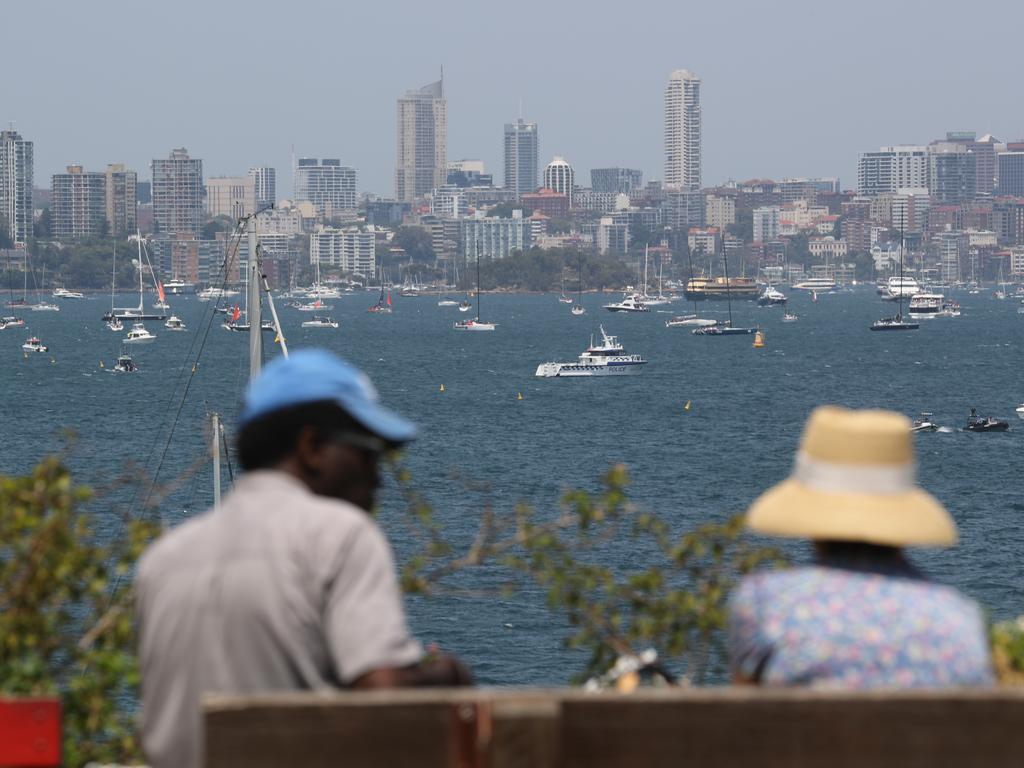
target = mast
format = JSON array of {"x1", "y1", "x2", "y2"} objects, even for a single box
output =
[
  {"x1": 212, "y1": 412, "x2": 222, "y2": 511},
  {"x1": 687, "y1": 248, "x2": 699, "y2": 315},
  {"x1": 643, "y1": 245, "x2": 649, "y2": 297},
  {"x1": 248, "y1": 221, "x2": 262, "y2": 379},
  {"x1": 110, "y1": 240, "x2": 116, "y2": 313},
  {"x1": 135, "y1": 233, "x2": 144, "y2": 313},
  {"x1": 897, "y1": 229, "x2": 904, "y2": 321},
  {"x1": 475, "y1": 252, "x2": 481, "y2": 321},
  {"x1": 723, "y1": 250, "x2": 734, "y2": 326}
]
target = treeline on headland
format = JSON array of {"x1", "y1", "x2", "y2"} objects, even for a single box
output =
[
  {"x1": 476, "y1": 248, "x2": 636, "y2": 292},
  {"x1": 1, "y1": 237, "x2": 139, "y2": 291}
]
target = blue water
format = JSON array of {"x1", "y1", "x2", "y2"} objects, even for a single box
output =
[{"x1": 2, "y1": 288, "x2": 1023, "y2": 684}]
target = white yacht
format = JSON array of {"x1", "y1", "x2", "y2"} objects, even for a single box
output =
[
  {"x1": 106, "y1": 317, "x2": 124, "y2": 332},
  {"x1": 52, "y1": 288, "x2": 85, "y2": 299},
  {"x1": 791, "y1": 277, "x2": 837, "y2": 292},
  {"x1": 22, "y1": 337, "x2": 48, "y2": 353},
  {"x1": 0, "y1": 316, "x2": 25, "y2": 329},
  {"x1": 881, "y1": 276, "x2": 921, "y2": 300},
  {"x1": 1016, "y1": 404, "x2": 1024, "y2": 421},
  {"x1": 31, "y1": 301, "x2": 60, "y2": 312},
  {"x1": 164, "y1": 315, "x2": 187, "y2": 331},
  {"x1": 164, "y1": 280, "x2": 193, "y2": 295},
  {"x1": 197, "y1": 286, "x2": 240, "y2": 301},
  {"x1": 757, "y1": 285, "x2": 788, "y2": 306},
  {"x1": 302, "y1": 315, "x2": 339, "y2": 329},
  {"x1": 437, "y1": 298, "x2": 460, "y2": 307},
  {"x1": 535, "y1": 326, "x2": 647, "y2": 377},
  {"x1": 113, "y1": 350, "x2": 138, "y2": 373},
  {"x1": 665, "y1": 314, "x2": 716, "y2": 327},
  {"x1": 124, "y1": 322, "x2": 156, "y2": 344},
  {"x1": 603, "y1": 293, "x2": 650, "y2": 313},
  {"x1": 453, "y1": 318, "x2": 496, "y2": 331},
  {"x1": 908, "y1": 293, "x2": 943, "y2": 317}
]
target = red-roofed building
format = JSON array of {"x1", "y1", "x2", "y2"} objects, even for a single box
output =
[{"x1": 520, "y1": 188, "x2": 569, "y2": 220}]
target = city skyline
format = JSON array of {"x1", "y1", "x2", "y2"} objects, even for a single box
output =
[{"x1": 4, "y1": 1, "x2": 1024, "y2": 198}]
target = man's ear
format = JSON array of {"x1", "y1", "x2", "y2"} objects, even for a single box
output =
[{"x1": 292, "y1": 425, "x2": 326, "y2": 476}]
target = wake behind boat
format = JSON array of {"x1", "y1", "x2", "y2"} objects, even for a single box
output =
[{"x1": 535, "y1": 325, "x2": 646, "y2": 377}]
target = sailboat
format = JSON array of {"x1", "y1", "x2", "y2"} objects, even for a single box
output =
[
  {"x1": 437, "y1": 263, "x2": 459, "y2": 306},
  {"x1": 454, "y1": 251, "x2": 495, "y2": 331},
  {"x1": 871, "y1": 232, "x2": 919, "y2": 331},
  {"x1": 571, "y1": 254, "x2": 586, "y2": 316},
  {"x1": 667, "y1": 248, "x2": 716, "y2": 327},
  {"x1": 642, "y1": 246, "x2": 670, "y2": 306},
  {"x1": 103, "y1": 233, "x2": 167, "y2": 321},
  {"x1": 368, "y1": 272, "x2": 393, "y2": 314},
  {"x1": 30, "y1": 266, "x2": 60, "y2": 312},
  {"x1": 995, "y1": 262, "x2": 1009, "y2": 300},
  {"x1": 292, "y1": 259, "x2": 334, "y2": 311},
  {"x1": 558, "y1": 272, "x2": 573, "y2": 304},
  {"x1": 107, "y1": 241, "x2": 123, "y2": 331},
  {"x1": 693, "y1": 252, "x2": 756, "y2": 336},
  {"x1": 224, "y1": 247, "x2": 276, "y2": 333}
]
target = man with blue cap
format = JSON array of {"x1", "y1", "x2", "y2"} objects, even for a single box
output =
[{"x1": 135, "y1": 350, "x2": 472, "y2": 768}]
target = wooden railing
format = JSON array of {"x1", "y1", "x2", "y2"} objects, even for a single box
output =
[{"x1": 204, "y1": 687, "x2": 1024, "y2": 768}]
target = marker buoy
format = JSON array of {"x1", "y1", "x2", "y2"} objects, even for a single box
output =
[
  {"x1": 439, "y1": 383, "x2": 445, "y2": 392},
  {"x1": 517, "y1": 392, "x2": 523, "y2": 401},
  {"x1": 99, "y1": 361, "x2": 104, "y2": 368},
  {"x1": 684, "y1": 400, "x2": 692, "y2": 412}
]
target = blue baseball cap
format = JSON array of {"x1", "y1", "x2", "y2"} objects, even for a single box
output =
[{"x1": 238, "y1": 349, "x2": 417, "y2": 444}]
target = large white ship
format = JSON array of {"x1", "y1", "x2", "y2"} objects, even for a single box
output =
[
  {"x1": 791, "y1": 277, "x2": 837, "y2": 292},
  {"x1": 881, "y1": 276, "x2": 921, "y2": 300},
  {"x1": 535, "y1": 326, "x2": 647, "y2": 377}
]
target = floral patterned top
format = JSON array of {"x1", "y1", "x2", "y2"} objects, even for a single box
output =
[{"x1": 728, "y1": 555, "x2": 994, "y2": 688}]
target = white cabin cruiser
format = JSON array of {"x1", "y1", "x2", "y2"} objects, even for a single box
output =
[
  {"x1": 52, "y1": 288, "x2": 85, "y2": 299},
  {"x1": 22, "y1": 336, "x2": 48, "y2": 353},
  {"x1": 603, "y1": 293, "x2": 650, "y2": 313},
  {"x1": 535, "y1": 326, "x2": 646, "y2": 377},
  {"x1": 164, "y1": 315, "x2": 187, "y2": 331},
  {"x1": 792, "y1": 277, "x2": 837, "y2": 292},
  {"x1": 124, "y1": 322, "x2": 156, "y2": 344},
  {"x1": 302, "y1": 315, "x2": 339, "y2": 328}
]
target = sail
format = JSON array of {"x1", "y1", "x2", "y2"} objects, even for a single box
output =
[
  {"x1": 386, "y1": 291, "x2": 392, "y2": 307},
  {"x1": 157, "y1": 281, "x2": 166, "y2": 303},
  {"x1": 231, "y1": 304, "x2": 241, "y2": 322}
]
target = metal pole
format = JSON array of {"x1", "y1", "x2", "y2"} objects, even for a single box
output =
[
  {"x1": 248, "y1": 222, "x2": 262, "y2": 379},
  {"x1": 212, "y1": 412, "x2": 222, "y2": 511}
]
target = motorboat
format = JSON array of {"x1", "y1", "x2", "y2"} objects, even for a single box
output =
[
  {"x1": 782, "y1": 304, "x2": 798, "y2": 322},
  {"x1": 666, "y1": 314, "x2": 716, "y2": 328},
  {"x1": 437, "y1": 298, "x2": 460, "y2": 307},
  {"x1": 224, "y1": 319, "x2": 276, "y2": 333},
  {"x1": 692, "y1": 322, "x2": 757, "y2": 336},
  {"x1": 911, "y1": 413, "x2": 938, "y2": 433},
  {"x1": 908, "y1": 293, "x2": 943, "y2": 317},
  {"x1": 164, "y1": 315, "x2": 187, "y2": 331},
  {"x1": 153, "y1": 300, "x2": 170, "y2": 310},
  {"x1": 197, "y1": 286, "x2": 240, "y2": 301},
  {"x1": 603, "y1": 293, "x2": 649, "y2": 313},
  {"x1": 880, "y1": 276, "x2": 921, "y2": 301},
  {"x1": 457, "y1": 300, "x2": 472, "y2": 313},
  {"x1": 31, "y1": 301, "x2": 60, "y2": 312},
  {"x1": 292, "y1": 298, "x2": 334, "y2": 311},
  {"x1": 124, "y1": 322, "x2": 156, "y2": 344},
  {"x1": 757, "y1": 285, "x2": 787, "y2": 306},
  {"x1": 571, "y1": 304, "x2": 586, "y2": 316},
  {"x1": 302, "y1": 315, "x2": 339, "y2": 329},
  {"x1": 870, "y1": 314, "x2": 919, "y2": 331},
  {"x1": 22, "y1": 337, "x2": 47, "y2": 353},
  {"x1": 1016, "y1": 404, "x2": 1024, "y2": 420},
  {"x1": 164, "y1": 280, "x2": 193, "y2": 295},
  {"x1": 962, "y1": 409, "x2": 1009, "y2": 433},
  {"x1": 791, "y1": 277, "x2": 837, "y2": 292},
  {"x1": 113, "y1": 349, "x2": 138, "y2": 373},
  {"x1": 935, "y1": 301, "x2": 961, "y2": 318},
  {"x1": 107, "y1": 317, "x2": 124, "y2": 332},
  {"x1": 52, "y1": 288, "x2": 85, "y2": 299},
  {"x1": 0, "y1": 316, "x2": 25, "y2": 329},
  {"x1": 535, "y1": 326, "x2": 646, "y2": 377}
]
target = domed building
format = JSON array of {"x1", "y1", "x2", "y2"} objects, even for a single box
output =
[{"x1": 543, "y1": 156, "x2": 575, "y2": 208}]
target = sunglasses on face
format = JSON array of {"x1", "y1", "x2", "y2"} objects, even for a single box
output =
[{"x1": 329, "y1": 431, "x2": 391, "y2": 459}]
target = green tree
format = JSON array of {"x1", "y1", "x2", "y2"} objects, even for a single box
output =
[
  {"x1": 201, "y1": 215, "x2": 234, "y2": 241},
  {"x1": 0, "y1": 456, "x2": 159, "y2": 766},
  {"x1": 486, "y1": 203, "x2": 524, "y2": 219},
  {"x1": 392, "y1": 226, "x2": 435, "y2": 263},
  {"x1": 727, "y1": 209, "x2": 753, "y2": 243}
]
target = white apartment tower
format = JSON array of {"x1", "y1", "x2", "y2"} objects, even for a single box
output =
[
  {"x1": 293, "y1": 159, "x2": 357, "y2": 217},
  {"x1": 543, "y1": 156, "x2": 574, "y2": 207},
  {"x1": 395, "y1": 77, "x2": 447, "y2": 203},
  {"x1": 664, "y1": 70, "x2": 702, "y2": 191},
  {"x1": 248, "y1": 166, "x2": 276, "y2": 209},
  {"x1": 0, "y1": 129, "x2": 34, "y2": 244},
  {"x1": 856, "y1": 146, "x2": 929, "y2": 197}
]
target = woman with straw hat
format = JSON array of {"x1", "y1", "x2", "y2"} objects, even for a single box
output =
[{"x1": 728, "y1": 406, "x2": 993, "y2": 688}]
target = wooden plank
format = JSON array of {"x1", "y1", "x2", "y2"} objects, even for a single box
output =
[
  {"x1": 489, "y1": 696, "x2": 561, "y2": 768},
  {"x1": 559, "y1": 689, "x2": 1024, "y2": 768},
  {"x1": 0, "y1": 697, "x2": 61, "y2": 767}
]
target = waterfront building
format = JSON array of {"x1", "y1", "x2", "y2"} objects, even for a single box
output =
[
  {"x1": 520, "y1": 188, "x2": 569, "y2": 220},
  {"x1": 151, "y1": 148, "x2": 203, "y2": 238},
  {"x1": 993, "y1": 198, "x2": 1024, "y2": 246},
  {"x1": 857, "y1": 146, "x2": 928, "y2": 197},
  {"x1": 248, "y1": 166, "x2": 276, "y2": 209},
  {"x1": 573, "y1": 190, "x2": 622, "y2": 213},
  {"x1": 543, "y1": 157, "x2": 574, "y2": 207},
  {"x1": 809, "y1": 236, "x2": 848, "y2": 261},
  {"x1": 254, "y1": 204, "x2": 304, "y2": 236},
  {"x1": 997, "y1": 151, "x2": 1024, "y2": 197},
  {"x1": 661, "y1": 189, "x2": 705, "y2": 234},
  {"x1": 664, "y1": 69, "x2": 701, "y2": 191},
  {"x1": 753, "y1": 206, "x2": 780, "y2": 243},
  {"x1": 206, "y1": 176, "x2": 256, "y2": 220},
  {"x1": 928, "y1": 141, "x2": 977, "y2": 204},
  {"x1": 310, "y1": 226, "x2": 375, "y2": 274},
  {"x1": 51, "y1": 165, "x2": 107, "y2": 239},
  {"x1": 504, "y1": 119, "x2": 539, "y2": 197},
  {"x1": 591, "y1": 168, "x2": 643, "y2": 195},
  {"x1": 1009, "y1": 247, "x2": 1024, "y2": 277},
  {"x1": 0, "y1": 129, "x2": 33, "y2": 245},
  {"x1": 395, "y1": 78, "x2": 447, "y2": 203},
  {"x1": 293, "y1": 159, "x2": 357, "y2": 218},
  {"x1": 461, "y1": 210, "x2": 532, "y2": 261},
  {"x1": 105, "y1": 164, "x2": 137, "y2": 235},
  {"x1": 705, "y1": 193, "x2": 736, "y2": 230}
]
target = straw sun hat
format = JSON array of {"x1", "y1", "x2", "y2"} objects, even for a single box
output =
[{"x1": 746, "y1": 406, "x2": 957, "y2": 547}]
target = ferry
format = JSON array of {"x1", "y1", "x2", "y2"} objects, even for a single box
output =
[
  {"x1": 683, "y1": 276, "x2": 759, "y2": 301},
  {"x1": 908, "y1": 293, "x2": 943, "y2": 317},
  {"x1": 535, "y1": 326, "x2": 646, "y2": 377},
  {"x1": 792, "y1": 277, "x2": 837, "y2": 292}
]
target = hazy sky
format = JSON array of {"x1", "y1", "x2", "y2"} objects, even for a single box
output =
[{"x1": 5, "y1": 0, "x2": 1024, "y2": 198}]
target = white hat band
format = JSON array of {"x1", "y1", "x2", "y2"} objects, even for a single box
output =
[{"x1": 793, "y1": 451, "x2": 915, "y2": 495}]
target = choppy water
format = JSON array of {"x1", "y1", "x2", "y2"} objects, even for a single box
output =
[{"x1": 2, "y1": 287, "x2": 1023, "y2": 684}]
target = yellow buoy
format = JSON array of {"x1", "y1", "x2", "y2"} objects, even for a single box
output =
[
  {"x1": 753, "y1": 330, "x2": 765, "y2": 348},
  {"x1": 439, "y1": 383, "x2": 445, "y2": 392},
  {"x1": 99, "y1": 361, "x2": 104, "y2": 368},
  {"x1": 684, "y1": 400, "x2": 692, "y2": 412},
  {"x1": 517, "y1": 392, "x2": 523, "y2": 401}
]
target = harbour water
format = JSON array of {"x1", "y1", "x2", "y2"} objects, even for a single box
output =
[{"x1": 2, "y1": 287, "x2": 1023, "y2": 684}]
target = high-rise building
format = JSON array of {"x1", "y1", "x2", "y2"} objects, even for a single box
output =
[
  {"x1": 856, "y1": 146, "x2": 929, "y2": 196},
  {"x1": 51, "y1": 165, "x2": 107, "y2": 239},
  {"x1": 293, "y1": 159, "x2": 357, "y2": 218},
  {"x1": 928, "y1": 141, "x2": 977, "y2": 204},
  {"x1": 543, "y1": 156, "x2": 575, "y2": 207},
  {"x1": 310, "y1": 226, "x2": 375, "y2": 274},
  {"x1": 664, "y1": 70, "x2": 701, "y2": 191},
  {"x1": 591, "y1": 168, "x2": 643, "y2": 194},
  {"x1": 151, "y1": 148, "x2": 203, "y2": 238},
  {"x1": 248, "y1": 167, "x2": 276, "y2": 209},
  {"x1": 395, "y1": 78, "x2": 447, "y2": 203},
  {"x1": 503, "y1": 118, "x2": 538, "y2": 197},
  {"x1": 0, "y1": 129, "x2": 33, "y2": 244},
  {"x1": 105, "y1": 164, "x2": 137, "y2": 235},
  {"x1": 461, "y1": 211, "x2": 533, "y2": 261},
  {"x1": 753, "y1": 206, "x2": 781, "y2": 242},
  {"x1": 205, "y1": 177, "x2": 256, "y2": 220},
  {"x1": 997, "y1": 151, "x2": 1024, "y2": 197}
]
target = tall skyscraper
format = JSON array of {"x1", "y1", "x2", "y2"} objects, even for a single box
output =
[
  {"x1": 997, "y1": 149, "x2": 1024, "y2": 197},
  {"x1": 249, "y1": 166, "x2": 276, "y2": 209},
  {"x1": 293, "y1": 159, "x2": 357, "y2": 217},
  {"x1": 0, "y1": 129, "x2": 34, "y2": 244},
  {"x1": 151, "y1": 148, "x2": 203, "y2": 237},
  {"x1": 543, "y1": 156, "x2": 575, "y2": 207},
  {"x1": 664, "y1": 70, "x2": 701, "y2": 191},
  {"x1": 395, "y1": 77, "x2": 447, "y2": 203},
  {"x1": 52, "y1": 165, "x2": 107, "y2": 239},
  {"x1": 503, "y1": 118, "x2": 538, "y2": 197},
  {"x1": 105, "y1": 164, "x2": 137, "y2": 235},
  {"x1": 856, "y1": 146, "x2": 929, "y2": 196}
]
